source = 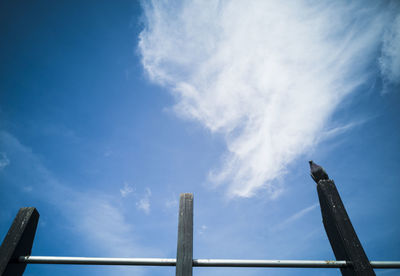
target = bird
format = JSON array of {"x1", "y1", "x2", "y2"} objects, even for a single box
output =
[{"x1": 309, "y1": 160, "x2": 329, "y2": 183}]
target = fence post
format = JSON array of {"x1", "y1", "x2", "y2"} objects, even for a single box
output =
[
  {"x1": 176, "y1": 193, "x2": 193, "y2": 276},
  {"x1": 0, "y1": 207, "x2": 39, "y2": 276},
  {"x1": 310, "y1": 161, "x2": 375, "y2": 276}
]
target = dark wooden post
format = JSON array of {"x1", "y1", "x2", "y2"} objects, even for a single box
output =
[
  {"x1": 310, "y1": 161, "x2": 375, "y2": 276},
  {"x1": 176, "y1": 193, "x2": 193, "y2": 276},
  {"x1": 0, "y1": 207, "x2": 39, "y2": 276}
]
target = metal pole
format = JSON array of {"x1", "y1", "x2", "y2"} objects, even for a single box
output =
[
  {"x1": 0, "y1": 208, "x2": 39, "y2": 276},
  {"x1": 18, "y1": 256, "x2": 400, "y2": 269},
  {"x1": 19, "y1": 256, "x2": 176, "y2": 266},
  {"x1": 194, "y1": 259, "x2": 348, "y2": 268}
]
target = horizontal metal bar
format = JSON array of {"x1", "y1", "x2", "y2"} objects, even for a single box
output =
[
  {"x1": 370, "y1": 261, "x2": 400, "y2": 269},
  {"x1": 18, "y1": 256, "x2": 176, "y2": 266},
  {"x1": 193, "y1": 259, "x2": 348, "y2": 268},
  {"x1": 18, "y1": 257, "x2": 400, "y2": 269}
]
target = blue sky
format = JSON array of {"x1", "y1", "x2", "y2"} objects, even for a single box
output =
[{"x1": 0, "y1": 0, "x2": 399, "y2": 275}]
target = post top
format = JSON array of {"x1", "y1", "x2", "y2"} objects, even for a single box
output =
[{"x1": 309, "y1": 161, "x2": 329, "y2": 184}]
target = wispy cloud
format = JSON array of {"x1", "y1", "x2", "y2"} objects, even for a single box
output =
[
  {"x1": 120, "y1": 182, "x2": 135, "y2": 197},
  {"x1": 272, "y1": 203, "x2": 319, "y2": 232},
  {"x1": 198, "y1": 224, "x2": 208, "y2": 235},
  {"x1": 319, "y1": 119, "x2": 372, "y2": 141},
  {"x1": 165, "y1": 197, "x2": 178, "y2": 209},
  {"x1": 136, "y1": 188, "x2": 151, "y2": 214},
  {"x1": 139, "y1": 0, "x2": 399, "y2": 198},
  {"x1": 0, "y1": 152, "x2": 10, "y2": 170},
  {"x1": 70, "y1": 196, "x2": 154, "y2": 258},
  {"x1": 379, "y1": 12, "x2": 400, "y2": 93},
  {"x1": 23, "y1": 186, "x2": 33, "y2": 192},
  {"x1": 0, "y1": 131, "x2": 157, "y2": 274}
]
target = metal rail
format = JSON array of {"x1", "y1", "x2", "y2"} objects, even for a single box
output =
[
  {"x1": 2, "y1": 171, "x2": 399, "y2": 276},
  {"x1": 195, "y1": 259, "x2": 348, "y2": 268},
  {"x1": 18, "y1": 256, "x2": 400, "y2": 269},
  {"x1": 19, "y1": 256, "x2": 176, "y2": 266}
]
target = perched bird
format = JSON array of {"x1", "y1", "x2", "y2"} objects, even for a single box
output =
[{"x1": 309, "y1": 160, "x2": 329, "y2": 183}]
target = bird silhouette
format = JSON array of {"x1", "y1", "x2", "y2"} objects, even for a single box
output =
[{"x1": 309, "y1": 160, "x2": 329, "y2": 183}]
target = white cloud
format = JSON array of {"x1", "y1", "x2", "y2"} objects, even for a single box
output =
[
  {"x1": 120, "y1": 182, "x2": 135, "y2": 197},
  {"x1": 165, "y1": 197, "x2": 178, "y2": 208},
  {"x1": 0, "y1": 152, "x2": 10, "y2": 170},
  {"x1": 0, "y1": 131, "x2": 157, "y2": 274},
  {"x1": 319, "y1": 119, "x2": 370, "y2": 141},
  {"x1": 139, "y1": 0, "x2": 398, "y2": 198},
  {"x1": 198, "y1": 224, "x2": 208, "y2": 235},
  {"x1": 104, "y1": 150, "x2": 113, "y2": 157},
  {"x1": 68, "y1": 195, "x2": 161, "y2": 275},
  {"x1": 379, "y1": 13, "x2": 400, "y2": 92},
  {"x1": 136, "y1": 188, "x2": 152, "y2": 214},
  {"x1": 72, "y1": 197, "x2": 147, "y2": 257},
  {"x1": 272, "y1": 203, "x2": 319, "y2": 232},
  {"x1": 23, "y1": 186, "x2": 33, "y2": 192}
]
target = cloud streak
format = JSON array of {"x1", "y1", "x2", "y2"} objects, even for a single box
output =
[
  {"x1": 139, "y1": 0, "x2": 399, "y2": 198},
  {"x1": 0, "y1": 152, "x2": 10, "y2": 170},
  {"x1": 136, "y1": 188, "x2": 151, "y2": 214},
  {"x1": 379, "y1": 12, "x2": 400, "y2": 92},
  {"x1": 272, "y1": 203, "x2": 319, "y2": 232},
  {"x1": 0, "y1": 131, "x2": 156, "y2": 275},
  {"x1": 120, "y1": 182, "x2": 135, "y2": 197}
]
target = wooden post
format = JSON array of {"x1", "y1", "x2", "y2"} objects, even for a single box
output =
[
  {"x1": 176, "y1": 193, "x2": 193, "y2": 276},
  {"x1": 317, "y1": 179, "x2": 375, "y2": 276},
  {"x1": 0, "y1": 207, "x2": 39, "y2": 276}
]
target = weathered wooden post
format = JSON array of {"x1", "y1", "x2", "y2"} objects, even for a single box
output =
[
  {"x1": 176, "y1": 193, "x2": 193, "y2": 276},
  {"x1": 0, "y1": 207, "x2": 39, "y2": 276},
  {"x1": 309, "y1": 161, "x2": 375, "y2": 276}
]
